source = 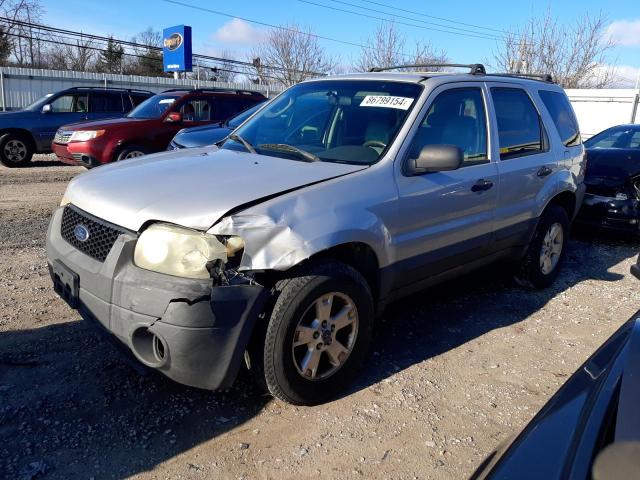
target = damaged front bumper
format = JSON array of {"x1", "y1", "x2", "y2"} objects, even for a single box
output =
[
  {"x1": 576, "y1": 193, "x2": 640, "y2": 234},
  {"x1": 46, "y1": 207, "x2": 268, "y2": 390}
]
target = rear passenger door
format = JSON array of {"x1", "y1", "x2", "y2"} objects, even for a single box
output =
[
  {"x1": 392, "y1": 83, "x2": 498, "y2": 290},
  {"x1": 88, "y1": 91, "x2": 124, "y2": 120},
  {"x1": 486, "y1": 83, "x2": 558, "y2": 251}
]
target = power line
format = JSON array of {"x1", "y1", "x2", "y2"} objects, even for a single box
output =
[
  {"x1": 351, "y1": 0, "x2": 520, "y2": 38},
  {"x1": 0, "y1": 16, "x2": 326, "y2": 77},
  {"x1": 1, "y1": 30, "x2": 280, "y2": 81},
  {"x1": 316, "y1": 0, "x2": 508, "y2": 41},
  {"x1": 299, "y1": 0, "x2": 511, "y2": 42},
  {"x1": 160, "y1": 0, "x2": 419, "y2": 61}
]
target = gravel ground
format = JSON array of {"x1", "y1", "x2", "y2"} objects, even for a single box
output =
[{"x1": 1, "y1": 155, "x2": 639, "y2": 480}]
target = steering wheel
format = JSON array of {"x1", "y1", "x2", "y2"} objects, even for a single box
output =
[{"x1": 363, "y1": 140, "x2": 387, "y2": 149}]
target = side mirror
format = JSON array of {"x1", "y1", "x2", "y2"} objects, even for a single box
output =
[
  {"x1": 165, "y1": 111, "x2": 182, "y2": 123},
  {"x1": 41, "y1": 104, "x2": 51, "y2": 114},
  {"x1": 407, "y1": 144, "x2": 463, "y2": 175}
]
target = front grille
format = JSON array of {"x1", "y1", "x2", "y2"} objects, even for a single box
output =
[
  {"x1": 54, "y1": 130, "x2": 72, "y2": 144},
  {"x1": 61, "y1": 206, "x2": 126, "y2": 262}
]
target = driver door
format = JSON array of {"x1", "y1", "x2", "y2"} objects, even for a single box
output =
[
  {"x1": 390, "y1": 83, "x2": 498, "y2": 291},
  {"x1": 37, "y1": 93, "x2": 89, "y2": 148}
]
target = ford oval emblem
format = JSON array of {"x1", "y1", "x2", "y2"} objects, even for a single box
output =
[
  {"x1": 164, "y1": 33, "x2": 183, "y2": 51},
  {"x1": 74, "y1": 224, "x2": 90, "y2": 242}
]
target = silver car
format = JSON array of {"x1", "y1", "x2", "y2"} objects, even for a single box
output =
[{"x1": 46, "y1": 65, "x2": 585, "y2": 405}]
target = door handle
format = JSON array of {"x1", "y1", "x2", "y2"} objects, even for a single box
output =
[
  {"x1": 537, "y1": 166, "x2": 553, "y2": 178},
  {"x1": 471, "y1": 179, "x2": 494, "y2": 192}
]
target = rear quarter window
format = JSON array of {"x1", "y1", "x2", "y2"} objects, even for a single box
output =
[{"x1": 539, "y1": 90, "x2": 581, "y2": 147}]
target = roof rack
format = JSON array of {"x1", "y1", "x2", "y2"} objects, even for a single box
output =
[
  {"x1": 162, "y1": 87, "x2": 264, "y2": 96},
  {"x1": 64, "y1": 86, "x2": 154, "y2": 94},
  {"x1": 487, "y1": 72, "x2": 554, "y2": 83},
  {"x1": 369, "y1": 63, "x2": 486, "y2": 75}
]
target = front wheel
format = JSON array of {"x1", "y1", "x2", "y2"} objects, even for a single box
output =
[
  {"x1": 515, "y1": 204, "x2": 569, "y2": 289},
  {"x1": 115, "y1": 144, "x2": 147, "y2": 162},
  {"x1": 0, "y1": 133, "x2": 33, "y2": 167},
  {"x1": 262, "y1": 261, "x2": 374, "y2": 405}
]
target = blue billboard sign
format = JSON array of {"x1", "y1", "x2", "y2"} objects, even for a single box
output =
[{"x1": 162, "y1": 25, "x2": 192, "y2": 72}]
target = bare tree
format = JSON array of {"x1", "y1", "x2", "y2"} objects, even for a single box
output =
[
  {"x1": 212, "y1": 49, "x2": 237, "y2": 83},
  {"x1": 1, "y1": 0, "x2": 46, "y2": 67},
  {"x1": 355, "y1": 22, "x2": 448, "y2": 72},
  {"x1": 493, "y1": 10, "x2": 616, "y2": 88},
  {"x1": 250, "y1": 24, "x2": 337, "y2": 87}
]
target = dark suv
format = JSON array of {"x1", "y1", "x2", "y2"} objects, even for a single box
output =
[
  {"x1": 0, "y1": 87, "x2": 152, "y2": 167},
  {"x1": 52, "y1": 88, "x2": 266, "y2": 167}
]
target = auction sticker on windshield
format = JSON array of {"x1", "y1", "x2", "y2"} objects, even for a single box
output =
[{"x1": 360, "y1": 95, "x2": 414, "y2": 110}]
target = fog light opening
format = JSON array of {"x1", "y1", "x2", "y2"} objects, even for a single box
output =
[{"x1": 131, "y1": 327, "x2": 168, "y2": 368}]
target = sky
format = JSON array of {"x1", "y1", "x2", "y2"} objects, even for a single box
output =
[{"x1": 41, "y1": 0, "x2": 640, "y2": 86}]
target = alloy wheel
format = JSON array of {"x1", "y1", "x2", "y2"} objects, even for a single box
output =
[
  {"x1": 539, "y1": 222, "x2": 564, "y2": 275},
  {"x1": 291, "y1": 292, "x2": 359, "y2": 381},
  {"x1": 3, "y1": 139, "x2": 27, "y2": 163}
]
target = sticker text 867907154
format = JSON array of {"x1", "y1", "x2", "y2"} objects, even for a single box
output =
[{"x1": 359, "y1": 95, "x2": 415, "y2": 110}]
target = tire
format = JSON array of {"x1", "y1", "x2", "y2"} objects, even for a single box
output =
[
  {"x1": 514, "y1": 204, "x2": 569, "y2": 289},
  {"x1": 0, "y1": 132, "x2": 33, "y2": 167},
  {"x1": 115, "y1": 144, "x2": 147, "y2": 162},
  {"x1": 262, "y1": 261, "x2": 374, "y2": 405}
]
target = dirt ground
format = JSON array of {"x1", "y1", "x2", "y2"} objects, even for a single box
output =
[{"x1": 1, "y1": 155, "x2": 639, "y2": 480}]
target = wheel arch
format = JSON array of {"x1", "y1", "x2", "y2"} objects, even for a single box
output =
[
  {"x1": 546, "y1": 189, "x2": 578, "y2": 221},
  {"x1": 0, "y1": 128, "x2": 37, "y2": 151}
]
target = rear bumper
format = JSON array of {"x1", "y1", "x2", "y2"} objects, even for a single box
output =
[
  {"x1": 46, "y1": 207, "x2": 268, "y2": 390},
  {"x1": 575, "y1": 193, "x2": 640, "y2": 233}
]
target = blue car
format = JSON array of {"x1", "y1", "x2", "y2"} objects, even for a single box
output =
[
  {"x1": 0, "y1": 87, "x2": 152, "y2": 167},
  {"x1": 167, "y1": 100, "x2": 266, "y2": 150}
]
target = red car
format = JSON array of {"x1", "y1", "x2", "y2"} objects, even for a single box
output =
[{"x1": 52, "y1": 88, "x2": 266, "y2": 167}]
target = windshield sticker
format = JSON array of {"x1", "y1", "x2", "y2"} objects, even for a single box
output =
[
  {"x1": 159, "y1": 99, "x2": 176, "y2": 105},
  {"x1": 360, "y1": 95, "x2": 414, "y2": 110}
]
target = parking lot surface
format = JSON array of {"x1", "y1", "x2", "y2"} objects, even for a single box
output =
[{"x1": 1, "y1": 156, "x2": 639, "y2": 480}]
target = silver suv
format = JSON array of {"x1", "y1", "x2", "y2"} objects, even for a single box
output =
[{"x1": 46, "y1": 64, "x2": 585, "y2": 405}]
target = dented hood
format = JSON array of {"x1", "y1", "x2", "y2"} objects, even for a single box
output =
[{"x1": 64, "y1": 147, "x2": 367, "y2": 231}]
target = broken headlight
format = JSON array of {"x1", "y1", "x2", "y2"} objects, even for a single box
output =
[{"x1": 134, "y1": 223, "x2": 243, "y2": 279}]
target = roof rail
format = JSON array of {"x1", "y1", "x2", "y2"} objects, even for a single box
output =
[
  {"x1": 161, "y1": 87, "x2": 264, "y2": 96},
  {"x1": 487, "y1": 72, "x2": 554, "y2": 83},
  {"x1": 64, "y1": 86, "x2": 154, "y2": 94},
  {"x1": 369, "y1": 63, "x2": 486, "y2": 75}
]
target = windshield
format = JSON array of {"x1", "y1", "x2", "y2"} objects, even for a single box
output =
[
  {"x1": 23, "y1": 93, "x2": 54, "y2": 111},
  {"x1": 221, "y1": 80, "x2": 423, "y2": 164},
  {"x1": 585, "y1": 127, "x2": 640, "y2": 149},
  {"x1": 127, "y1": 94, "x2": 180, "y2": 119},
  {"x1": 228, "y1": 101, "x2": 266, "y2": 128}
]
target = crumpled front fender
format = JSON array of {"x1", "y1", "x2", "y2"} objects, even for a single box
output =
[{"x1": 209, "y1": 208, "x2": 391, "y2": 271}]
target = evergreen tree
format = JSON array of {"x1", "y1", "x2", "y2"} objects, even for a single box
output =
[
  {"x1": 0, "y1": 27, "x2": 12, "y2": 66},
  {"x1": 99, "y1": 36, "x2": 124, "y2": 73}
]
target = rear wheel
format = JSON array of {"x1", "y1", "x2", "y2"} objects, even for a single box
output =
[
  {"x1": 515, "y1": 204, "x2": 569, "y2": 289},
  {"x1": 0, "y1": 133, "x2": 33, "y2": 167},
  {"x1": 115, "y1": 144, "x2": 147, "y2": 161},
  {"x1": 262, "y1": 261, "x2": 374, "y2": 405}
]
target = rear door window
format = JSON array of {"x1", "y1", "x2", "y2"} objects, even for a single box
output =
[
  {"x1": 179, "y1": 98, "x2": 213, "y2": 122},
  {"x1": 539, "y1": 90, "x2": 581, "y2": 147},
  {"x1": 91, "y1": 92, "x2": 123, "y2": 113},
  {"x1": 491, "y1": 87, "x2": 543, "y2": 160}
]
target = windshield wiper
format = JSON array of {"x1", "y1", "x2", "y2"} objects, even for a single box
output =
[
  {"x1": 228, "y1": 133, "x2": 256, "y2": 154},
  {"x1": 257, "y1": 143, "x2": 320, "y2": 162}
]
